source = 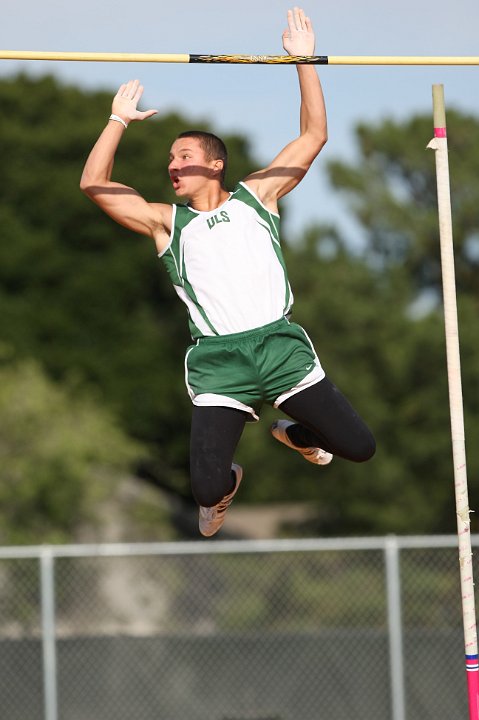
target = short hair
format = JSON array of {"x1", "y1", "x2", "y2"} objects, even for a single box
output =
[{"x1": 177, "y1": 130, "x2": 228, "y2": 184}]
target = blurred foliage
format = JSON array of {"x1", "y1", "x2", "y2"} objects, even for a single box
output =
[
  {"x1": 0, "y1": 73, "x2": 478, "y2": 542},
  {"x1": 0, "y1": 358, "x2": 142, "y2": 544},
  {"x1": 327, "y1": 112, "x2": 479, "y2": 295}
]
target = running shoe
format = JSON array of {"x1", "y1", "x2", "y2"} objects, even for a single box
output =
[
  {"x1": 199, "y1": 464, "x2": 243, "y2": 537},
  {"x1": 271, "y1": 419, "x2": 333, "y2": 465}
]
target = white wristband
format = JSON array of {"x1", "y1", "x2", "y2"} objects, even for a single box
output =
[{"x1": 109, "y1": 114, "x2": 128, "y2": 129}]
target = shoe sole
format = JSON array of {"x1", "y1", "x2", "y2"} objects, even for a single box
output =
[{"x1": 271, "y1": 420, "x2": 332, "y2": 465}]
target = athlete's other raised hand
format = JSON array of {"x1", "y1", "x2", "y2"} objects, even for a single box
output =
[
  {"x1": 282, "y1": 7, "x2": 315, "y2": 57},
  {"x1": 111, "y1": 79, "x2": 158, "y2": 124}
]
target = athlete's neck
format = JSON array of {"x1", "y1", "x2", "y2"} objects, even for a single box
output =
[{"x1": 186, "y1": 186, "x2": 230, "y2": 212}]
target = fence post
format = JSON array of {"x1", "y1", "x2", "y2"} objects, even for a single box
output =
[
  {"x1": 385, "y1": 535, "x2": 406, "y2": 720},
  {"x1": 40, "y1": 547, "x2": 58, "y2": 720}
]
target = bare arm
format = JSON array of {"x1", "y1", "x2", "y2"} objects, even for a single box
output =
[
  {"x1": 244, "y1": 7, "x2": 327, "y2": 211},
  {"x1": 80, "y1": 80, "x2": 172, "y2": 250}
]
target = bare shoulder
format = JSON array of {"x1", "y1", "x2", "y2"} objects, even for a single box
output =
[
  {"x1": 150, "y1": 202, "x2": 173, "y2": 253},
  {"x1": 242, "y1": 176, "x2": 279, "y2": 214},
  {"x1": 150, "y1": 202, "x2": 173, "y2": 229}
]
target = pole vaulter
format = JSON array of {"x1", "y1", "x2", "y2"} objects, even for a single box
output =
[{"x1": 1, "y1": 38, "x2": 477, "y2": 719}]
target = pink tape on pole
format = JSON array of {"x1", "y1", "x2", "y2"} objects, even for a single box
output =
[
  {"x1": 466, "y1": 656, "x2": 479, "y2": 720},
  {"x1": 434, "y1": 127, "x2": 447, "y2": 138}
]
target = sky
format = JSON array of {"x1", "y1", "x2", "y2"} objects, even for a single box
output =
[{"x1": 1, "y1": 0, "x2": 479, "y2": 242}]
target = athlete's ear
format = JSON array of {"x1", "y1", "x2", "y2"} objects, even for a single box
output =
[{"x1": 213, "y1": 159, "x2": 224, "y2": 176}]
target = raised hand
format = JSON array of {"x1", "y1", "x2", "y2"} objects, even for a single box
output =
[
  {"x1": 111, "y1": 79, "x2": 158, "y2": 124},
  {"x1": 282, "y1": 7, "x2": 315, "y2": 57}
]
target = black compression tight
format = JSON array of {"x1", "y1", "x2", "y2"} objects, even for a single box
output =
[
  {"x1": 190, "y1": 405, "x2": 247, "y2": 508},
  {"x1": 280, "y1": 377, "x2": 376, "y2": 461},
  {"x1": 190, "y1": 377, "x2": 376, "y2": 508}
]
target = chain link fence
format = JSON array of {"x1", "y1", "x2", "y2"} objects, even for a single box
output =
[{"x1": 0, "y1": 535, "x2": 475, "y2": 720}]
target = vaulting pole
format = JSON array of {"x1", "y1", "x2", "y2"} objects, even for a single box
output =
[
  {"x1": 0, "y1": 51, "x2": 478, "y2": 65},
  {"x1": 427, "y1": 84, "x2": 479, "y2": 720}
]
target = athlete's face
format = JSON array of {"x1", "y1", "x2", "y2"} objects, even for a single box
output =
[{"x1": 168, "y1": 137, "x2": 220, "y2": 197}]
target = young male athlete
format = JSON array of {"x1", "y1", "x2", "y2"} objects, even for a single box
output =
[{"x1": 81, "y1": 7, "x2": 375, "y2": 537}]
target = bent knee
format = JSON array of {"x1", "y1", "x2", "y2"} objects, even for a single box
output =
[{"x1": 351, "y1": 433, "x2": 376, "y2": 463}]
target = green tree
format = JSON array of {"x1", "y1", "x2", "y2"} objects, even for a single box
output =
[
  {"x1": 327, "y1": 112, "x2": 479, "y2": 297},
  {"x1": 306, "y1": 111, "x2": 479, "y2": 534},
  {"x1": 0, "y1": 358, "x2": 146, "y2": 544}
]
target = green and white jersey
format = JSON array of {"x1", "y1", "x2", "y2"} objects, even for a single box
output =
[{"x1": 159, "y1": 182, "x2": 293, "y2": 339}]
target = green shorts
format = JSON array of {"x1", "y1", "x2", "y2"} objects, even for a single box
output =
[{"x1": 184, "y1": 317, "x2": 325, "y2": 420}]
